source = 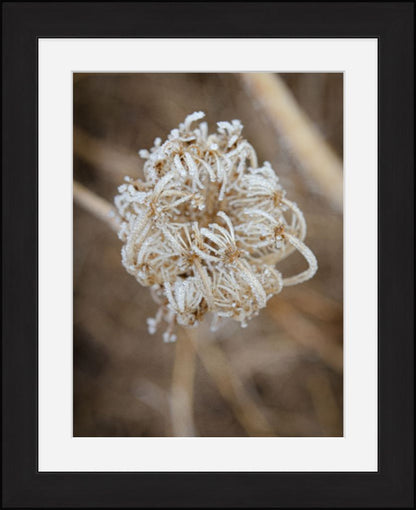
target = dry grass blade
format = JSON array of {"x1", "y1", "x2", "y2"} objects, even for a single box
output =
[
  {"x1": 73, "y1": 181, "x2": 119, "y2": 232},
  {"x1": 74, "y1": 127, "x2": 142, "y2": 181},
  {"x1": 240, "y1": 73, "x2": 343, "y2": 212}
]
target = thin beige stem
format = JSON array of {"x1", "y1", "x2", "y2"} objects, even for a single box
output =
[
  {"x1": 170, "y1": 328, "x2": 197, "y2": 436},
  {"x1": 190, "y1": 334, "x2": 276, "y2": 437},
  {"x1": 74, "y1": 127, "x2": 142, "y2": 180},
  {"x1": 239, "y1": 73, "x2": 343, "y2": 212},
  {"x1": 73, "y1": 181, "x2": 120, "y2": 232}
]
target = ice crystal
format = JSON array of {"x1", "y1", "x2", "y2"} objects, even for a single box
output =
[{"x1": 115, "y1": 112, "x2": 317, "y2": 341}]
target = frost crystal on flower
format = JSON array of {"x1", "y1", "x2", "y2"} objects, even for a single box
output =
[{"x1": 115, "y1": 112, "x2": 318, "y2": 341}]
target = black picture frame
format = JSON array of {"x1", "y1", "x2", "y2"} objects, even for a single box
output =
[{"x1": 2, "y1": 2, "x2": 414, "y2": 508}]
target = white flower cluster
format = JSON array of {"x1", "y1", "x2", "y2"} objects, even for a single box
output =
[{"x1": 115, "y1": 112, "x2": 317, "y2": 342}]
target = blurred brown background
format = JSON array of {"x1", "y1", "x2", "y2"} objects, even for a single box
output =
[{"x1": 73, "y1": 73, "x2": 343, "y2": 437}]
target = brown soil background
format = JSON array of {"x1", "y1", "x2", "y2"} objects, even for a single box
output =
[{"x1": 73, "y1": 73, "x2": 343, "y2": 437}]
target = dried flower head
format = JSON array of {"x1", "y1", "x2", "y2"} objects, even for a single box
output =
[{"x1": 115, "y1": 112, "x2": 317, "y2": 341}]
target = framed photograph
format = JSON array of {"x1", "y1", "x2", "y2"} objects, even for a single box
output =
[{"x1": 3, "y1": 2, "x2": 413, "y2": 508}]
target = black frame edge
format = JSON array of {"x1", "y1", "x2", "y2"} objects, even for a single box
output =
[{"x1": 2, "y1": 2, "x2": 414, "y2": 508}]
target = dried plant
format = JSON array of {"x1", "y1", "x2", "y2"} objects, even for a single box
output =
[{"x1": 114, "y1": 112, "x2": 317, "y2": 342}]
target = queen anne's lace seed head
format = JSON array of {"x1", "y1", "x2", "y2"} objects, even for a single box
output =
[{"x1": 115, "y1": 112, "x2": 317, "y2": 341}]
